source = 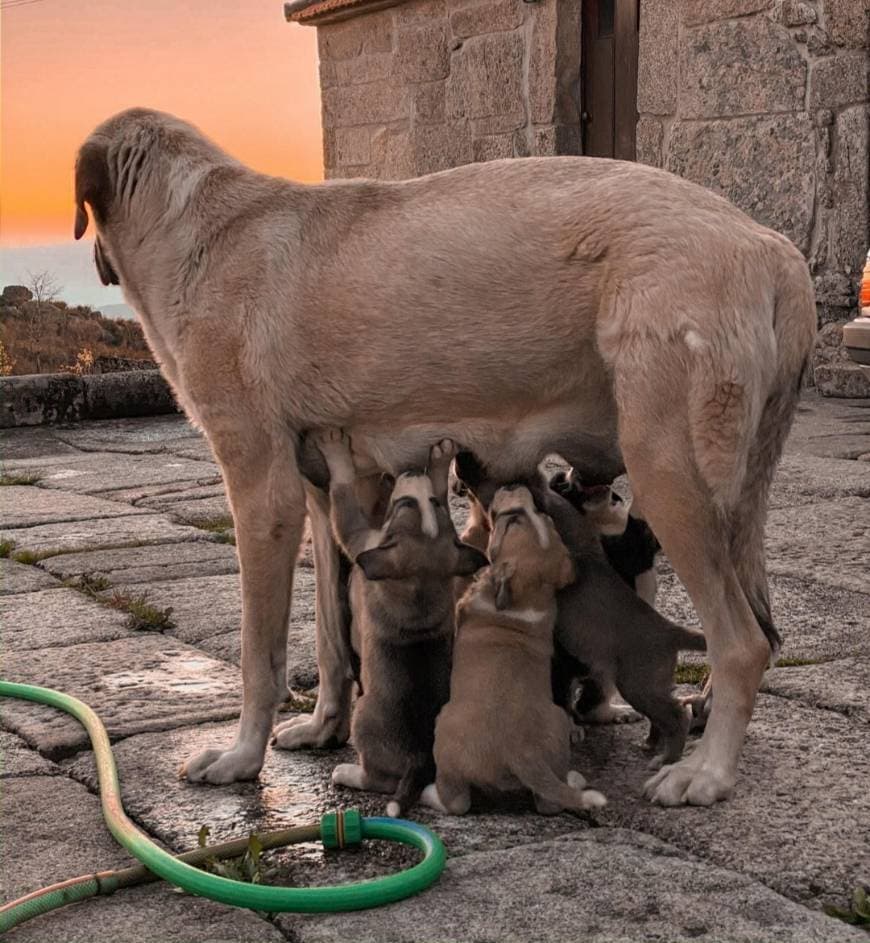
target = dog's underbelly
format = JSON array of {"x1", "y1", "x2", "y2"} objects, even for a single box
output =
[{"x1": 308, "y1": 398, "x2": 622, "y2": 484}]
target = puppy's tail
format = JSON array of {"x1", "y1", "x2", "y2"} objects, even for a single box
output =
[
  {"x1": 509, "y1": 759, "x2": 607, "y2": 813},
  {"x1": 386, "y1": 756, "x2": 434, "y2": 819},
  {"x1": 662, "y1": 616, "x2": 707, "y2": 653}
]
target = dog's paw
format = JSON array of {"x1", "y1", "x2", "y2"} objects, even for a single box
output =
[
  {"x1": 272, "y1": 713, "x2": 350, "y2": 750},
  {"x1": 643, "y1": 752, "x2": 735, "y2": 806},
  {"x1": 579, "y1": 788, "x2": 608, "y2": 810},
  {"x1": 180, "y1": 746, "x2": 263, "y2": 785}
]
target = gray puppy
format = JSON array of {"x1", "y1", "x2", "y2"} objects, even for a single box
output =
[
  {"x1": 316, "y1": 431, "x2": 487, "y2": 817},
  {"x1": 531, "y1": 482, "x2": 707, "y2": 769}
]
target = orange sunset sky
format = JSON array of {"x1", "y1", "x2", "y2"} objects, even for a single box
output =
[{"x1": 1, "y1": 0, "x2": 323, "y2": 248}]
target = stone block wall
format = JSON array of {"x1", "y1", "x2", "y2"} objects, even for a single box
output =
[
  {"x1": 314, "y1": 0, "x2": 583, "y2": 179},
  {"x1": 636, "y1": 0, "x2": 869, "y2": 341}
]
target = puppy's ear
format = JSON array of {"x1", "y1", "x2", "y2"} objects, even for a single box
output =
[
  {"x1": 452, "y1": 541, "x2": 489, "y2": 578},
  {"x1": 356, "y1": 545, "x2": 403, "y2": 581},
  {"x1": 492, "y1": 561, "x2": 515, "y2": 610},
  {"x1": 74, "y1": 142, "x2": 112, "y2": 240}
]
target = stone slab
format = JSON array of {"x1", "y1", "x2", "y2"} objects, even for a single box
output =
[
  {"x1": 0, "y1": 636, "x2": 241, "y2": 758},
  {"x1": 0, "y1": 557, "x2": 62, "y2": 594},
  {"x1": 277, "y1": 830, "x2": 865, "y2": 943},
  {"x1": 124, "y1": 569, "x2": 319, "y2": 688},
  {"x1": 0, "y1": 512, "x2": 210, "y2": 555},
  {"x1": 0, "y1": 776, "x2": 286, "y2": 943},
  {"x1": 37, "y1": 540, "x2": 239, "y2": 585},
  {"x1": 1, "y1": 587, "x2": 131, "y2": 651},
  {"x1": 1, "y1": 485, "x2": 149, "y2": 528},
  {"x1": 762, "y1": 656, "x2": 869, "y2": 719},
  {"x1": 136, "y1": 482, "x2": 228, "y2": 509},
  {"x1": 765, "y1": 498, "x2": 869, "y2": 594},
  {"x1": 770, "y1": 453, "x2": 870, "y2": 507},
  {"x1": 64, "y1": 718, "x2": 597, "y2": 865},
  {"x1": 50, "y1": 414, "x2": 200, "y2": 453},
  {"x1": 0, "y1": 730, "x2": 59, "y2": 777},
  {"x1": 656, "y1": 569, "x2": 869, "y2": 662},
  {"x1": 4, "y1": 451, "x2": 219, "y2": 496},
  {"x1": 581, "y1": 694, "x2": 870, "y2": 913},
  {"x1": 0, "y1": 425, "x2": 81, "y2": 461},
  {"x1": 162, "y1": 496, "x2": 232, "y2": 528},
  {"x1": 784, "y1": 390, "x2": 870, "y2": 458}
]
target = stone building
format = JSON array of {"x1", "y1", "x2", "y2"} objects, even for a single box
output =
[{"x1": 285, "y1": 0, "x2": 870, "y2": 394}]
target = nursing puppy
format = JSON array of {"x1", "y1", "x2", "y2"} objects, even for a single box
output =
[
  {"x1": 423, "y1": 486, "x2": 606, "y2": 815},
  {"x1": 317, "y1": 431, "x2": 486, "y2": 816},
  {"x1": 534, "y1": 483, "x2": 707, "y2": 768},
  {"x1": 550, "y1": 469, "x2": 660, "y2": 606}
]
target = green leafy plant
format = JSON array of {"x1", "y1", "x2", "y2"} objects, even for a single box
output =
[
  {"x1": 774, "y1": 656, "x2": 824, "y2": 668},
  {"x1": 191, "y1": 514, "x2": 235, "y2": 544},
  {"x1": 825, "y1": 886, "x2": 870, "y2": 926},
  {"x1": 67, "y1": 572, "x2": 112, "y2": 597},
  {"x1": 674, "y1": 663, "x2": 710, "y2": 686},
  {"x1": 196, "y1": 826, "x2": 271, "y2": 885},
  {"x1": 0, "y1": 539, "x2": 14, "y2": 559},
  {"x1": 10, "y1": 548, "x2": 60, "y2": 565}
]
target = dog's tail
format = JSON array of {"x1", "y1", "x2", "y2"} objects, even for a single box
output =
[
  {"x1": 509, "y1": 757, "x2": 606, "y2": 812},
  {"x1": 687, "y1": 237, "x2": 815, "y2": 653}
]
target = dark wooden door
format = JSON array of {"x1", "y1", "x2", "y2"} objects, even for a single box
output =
[{"x1": 581, "y1": 0, "x2": 639, "y2": 160}]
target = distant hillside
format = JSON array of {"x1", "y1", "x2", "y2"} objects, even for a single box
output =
[
  {"x1": 100, "y1": 303, "x2": 135, "y2": 320},
  {"x1": 0, "y1": 284, "x2": 153, "y2": 376}
]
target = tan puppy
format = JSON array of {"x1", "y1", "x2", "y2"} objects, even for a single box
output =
[
  {"x1": 422, "y1": 486, "x2": 606, "y2": 815},
  {"x1": 77, "y1": 109, "x2": 815, "y2": 805}
]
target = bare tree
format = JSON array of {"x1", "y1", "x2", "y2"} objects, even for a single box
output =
[{"x1": 22, "y1": 270, "x2": 63, "y2": 373}]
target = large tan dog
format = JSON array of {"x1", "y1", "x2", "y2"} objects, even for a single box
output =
[{"x1": 74, "y1": 108, "x2": 815, "y2": 806}]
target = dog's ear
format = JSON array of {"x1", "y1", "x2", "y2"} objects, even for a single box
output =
[
  {"x1": 74, "y1": 142, "x2": 112, "y2": 240},
  {"x1": 356, "y1": 545, "x2": 403, "y2": 581},
  {"x1": 491, "y1": 560, "x2": 515, "y2": 610},
  {"x1": 451, "y1": 541, "x2": 489, "y2": 577}
]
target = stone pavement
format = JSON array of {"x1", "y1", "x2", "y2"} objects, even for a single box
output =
[{"x1": 1, "y1": 394, "x2": 868, "y2": 942}]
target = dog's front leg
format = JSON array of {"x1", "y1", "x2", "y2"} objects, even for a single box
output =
[
  {"x1": 182, "y1": 431, "x2": 305, "y2": 784},
  {"x1": 272, "y1": 481, "x2": 354, "y2": 749}
]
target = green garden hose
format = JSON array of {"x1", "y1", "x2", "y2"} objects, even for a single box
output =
[{"x1": 0, "y1": 681, "x2": 447, "y2": 932}]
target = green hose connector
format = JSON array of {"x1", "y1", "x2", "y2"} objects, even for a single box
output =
[{"x1": 0, "y1": 680, "x2": 447, "y2": 932}]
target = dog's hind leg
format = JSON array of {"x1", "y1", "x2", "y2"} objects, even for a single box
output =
[
  {"x1": 616, "y1": 361, "x2": 770, "y2": 806},
  {"x1": 182, "y1": 429, "x2": 306, "y2": 784},
  {"x1": 273, "y1": 481, "x2": 354, "y2": 749}
]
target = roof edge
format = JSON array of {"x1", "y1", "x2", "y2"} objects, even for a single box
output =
[{"x1": 284, "y1": 0, "x2": 407, "y2": 26}]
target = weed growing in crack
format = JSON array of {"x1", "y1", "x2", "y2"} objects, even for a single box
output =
[
  {"x1": 107, "y1": 590, "x2": 175, "y2": 632},
  {"x1": 0, "y1": 471, "x2": 41, "y2": 486}
]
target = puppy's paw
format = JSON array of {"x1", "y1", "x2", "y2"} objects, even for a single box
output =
[
  {"x1": 579, "y1": 701, "x2": 642, "y2": 725},
  {"x1": 579, "y1": 788, "x2": 607, "y2": 810},
  {"x1": 566, "y1": 770, "x2": 587, "y2": 790},
  {"x1": 569, "y1": 724, "x2": 586, "y2": 745},
  {"x1": 680, "y1": 690, "x2": 711, "y2": 732},
  {"x1": 430, "y1": 438, "x2": 458, "y2": 467},
  {"x1": 314, "y1": 429, "x2": 354, "y2": 480},
  {"x1": 180, "y1": 746, "x2": 263, "y2": 785},
  {"x1": 419, "y1": 783, "x2": 449, "y2": 813},
  {"x1": 386, "y1": 800, "x2": 401, "y2": 818},
  {"x1": 331, "y1": 762, "x2": 367, "y2": 790}
]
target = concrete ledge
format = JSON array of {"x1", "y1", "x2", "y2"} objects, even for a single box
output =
[{"x1": 0, "y1": 371, "x2": 179, "y2": 428}]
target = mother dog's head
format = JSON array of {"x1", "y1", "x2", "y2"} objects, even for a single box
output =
[{"x1": 74, "y1": 108, "x2": 234, "y2": 286}]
